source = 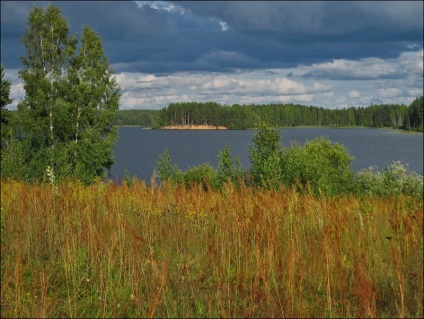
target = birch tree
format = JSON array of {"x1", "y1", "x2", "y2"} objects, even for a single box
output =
[
  {"x1": 17, "y1": 4, "x2": 120, "y2": 183},
  {"x1": 64, "y1": 26, "x2": 120, "y2": 183}
]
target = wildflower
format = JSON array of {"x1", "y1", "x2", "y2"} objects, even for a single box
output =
[
  {"x1": 46, "y1": 165, "x2": 59, "y2": 195},
  {"x1": 46, "y1": 166, "x2": 55, "y2": 185},
  {"x1": 130, "y1": 293, "x2": 136, "y2": 301}
]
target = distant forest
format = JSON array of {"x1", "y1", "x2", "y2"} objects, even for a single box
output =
[{"x1": 113, "y1": 96, "x2": 423, "y2": 131}]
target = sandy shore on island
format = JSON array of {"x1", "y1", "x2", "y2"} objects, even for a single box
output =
[{"x1": 161, "y1": 125, "x2": 228, "y2": 130}]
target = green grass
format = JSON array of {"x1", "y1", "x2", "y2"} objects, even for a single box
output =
[{"x1": 1, "y1": 179, "x2": 423, "y2": 318}]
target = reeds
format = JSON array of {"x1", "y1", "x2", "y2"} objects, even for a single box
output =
[{"x1": 1, "y1": 179, "x2": 422, "y2": 318}]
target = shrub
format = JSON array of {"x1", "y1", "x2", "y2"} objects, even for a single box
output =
[
  {"x1": 183, "y1": 163, "x2": 217, "y2": 190},
  {"x1": 280, "y1": 137, "x2": 355, "y2": 196},
  {"x1": 156, "y1": 149, "x2": 218, "y2": 190},
  {"x1": 355, "y1": 161, "x2": 423, "y2": 198}
]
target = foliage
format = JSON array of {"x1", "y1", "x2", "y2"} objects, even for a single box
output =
[
  {"x1": 0, "y1": 137, "x2": 28, "y2": 180},
  {"x1": 405, "y1": 96, "x2": 423, "y2": 131},
  {"x1": 11, "y1": 4, "x2": 120, "y2": 184},
  {"x1": 183, "y1": 163, "x2": 217, "y2": 190},
  {"x1": 0, "y1": 64, "x2": 13, "y2": 125},
  {"x1": 156, "y1": 146, "x2": 246, "y2": 190},
  {"x1": 247, "y1": 123, "x2": 356, "y2": 194},
  {"x1": 280, "y1": 137, "x2": 355, "y2": 196},
  {"x1": 123, "y1": 169, "x2": 138, "y2": 188},
  {"x1": 216, "y1": 145, "x2": 245, "y2": 187},
  {"x1": 1, "y1": 65, "x2": 13, "y2": 154},
  {"x1": 156, "y1": 149, "x2": 183, "y2": 185},
  {"x1": 248, "y1": 122, "x2": 283, "y2": 189},
  {"x1": 113, "y1": 109, "x2": 161, "y2": 127},
  {"x1": 1, "y1": 179, "x2": 422, "y2": 318},
  {"x1": 355, "y1": 161, "x2": 424, "y2": 198}
]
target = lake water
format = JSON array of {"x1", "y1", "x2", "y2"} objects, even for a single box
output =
[{"x1": 109, "y1": 127, "x2": 423, "y2": 182}]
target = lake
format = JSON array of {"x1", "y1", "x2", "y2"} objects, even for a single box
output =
[{"x1": 109, "y1": 127, "x2": 423, "y2": 183}]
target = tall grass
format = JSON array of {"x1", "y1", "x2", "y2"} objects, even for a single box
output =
[{"x1": 1, "y1": 179, "x2": 423, "y2": 318}]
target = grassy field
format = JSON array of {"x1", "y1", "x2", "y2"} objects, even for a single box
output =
[{"x1": 1, "y1": 179, "x2": 422, "y2": 318}]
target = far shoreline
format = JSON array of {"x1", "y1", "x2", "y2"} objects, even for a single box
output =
[
  {"x1": 115, "y1": 125, "x2": 422, "y2": 134},
  {"x1": 161, "y1": 124, "x2": 228, "y2": 130}
]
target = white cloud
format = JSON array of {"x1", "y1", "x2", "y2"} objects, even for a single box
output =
[
  {"x1": 134, "y1": 1, "x2": 187, "y2": 15},
  {"x1": 378, "y1": 88, "x2": 401, "y2": 98},
  {"x1": 4, "y1": 50, "x2": 423, "y2": 111},
  {"x1": 3, "y1": 69, "x2": 24, "y2": 109},
  {"x1": 302, "y1": 58, "x2": 396, "y2": 79},
  {"x1": 111, "y1": 70, "x2": 334, "y2": 109},
  {"x1": 300, "y1": 49, "x2": 423, "y2": 81},
  {"x1": 219, "y1": 20, "x2": 229, "y2": 31},
  {"x1": 407, "y1": 43, "x2": 419, "y2": 50},
  {"x1": 110, "y1": 51, "x2": 422, "y2": 109},
  {"x1": 348, "y1": 90, "x2": 360, "y2": 98},
  {"x1": 398, "y1": 50, "x2": 423, "y2": 75},
  {"x1": 135, "y1": 1, "x2": 229, "y2": 31}
]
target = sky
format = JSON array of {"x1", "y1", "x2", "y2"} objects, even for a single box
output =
[{"x1": 1, "y1": 1, "x2": 423, "y2": 110}]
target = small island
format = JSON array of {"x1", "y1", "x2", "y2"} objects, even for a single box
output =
[{"x1": 161, "y1": 124, "x2": 227, "y2": 130}]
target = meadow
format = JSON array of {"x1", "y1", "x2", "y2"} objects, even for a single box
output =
[{"x1": 1, "y1": 179, "x2": 423, "y2": 318}]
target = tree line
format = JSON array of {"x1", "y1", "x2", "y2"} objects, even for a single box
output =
[{"x1": 113, "y1": 98, "x2": 423, "y2": 131}]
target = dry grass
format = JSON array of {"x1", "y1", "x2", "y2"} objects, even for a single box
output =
[{"x1": 1, "y1": 179, "x2": 422, "y2": 318}]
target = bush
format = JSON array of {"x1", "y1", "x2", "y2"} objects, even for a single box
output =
[
  {"x1": 183, "y1": 163, "x2": 217, "y2": 190},
  {"x1": 280, "y1": 137, "x2": 355, "y2": 196},
  {"x1": 157, "y1": 146, "x2": 246, "y2": 190},
  {"x1": 355, "y1": 161, "x2": 423, "y2": 198}
]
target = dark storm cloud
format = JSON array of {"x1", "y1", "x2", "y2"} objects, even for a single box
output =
[
  {"x1": 174, "y1": 1, "x2": 422, "y2": 35},
  {"x1": 168, "y1": 1, "x2": 423, "y2": 65},
  {"x1": 2, "y1": 1, "x2": 422, "y2": 73},
  {"x1": 1, "y1": 1, "x2": 171, "y2": 69}
]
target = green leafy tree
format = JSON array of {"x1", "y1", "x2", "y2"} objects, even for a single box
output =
[
  {"x1": 0, "y1": 65, "x2": 24, "y2": 179},
  {"x1": 15, "y1": 4, "x2": 120, "y2": 183},
  {"x1": 156, "y1": 149, "x2": 183, "y2": 185},
  {"x1": 248, "y1": 122, "x2": 283, "y2": 189},
  {"x1": 1, "y1": 65, "x2": 13, "y2": 150},
  {"x1": 408, "y1": 96, "x2": 423, "y2": 131},
  {"x1": 216, "y1": 145, "x2": 245, "y2": 187},
  {"x1": 0, "y1": 137, "x2": 28, "y2": 180},
  {"x1": 59, "y1": 26, "x2": 120, "y2": 183},
  {"x1": 1, "y1": 65, "x2": 13, "y2": 123}
]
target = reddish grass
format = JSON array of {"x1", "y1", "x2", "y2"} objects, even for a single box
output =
[{"x1": 1, "y1": 179, "x2": 422, "y2": 318}]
